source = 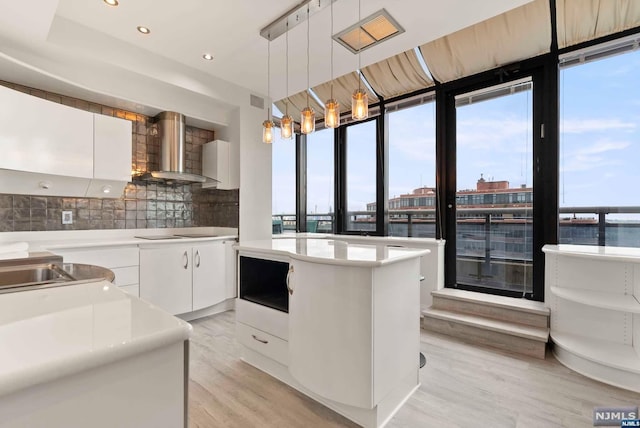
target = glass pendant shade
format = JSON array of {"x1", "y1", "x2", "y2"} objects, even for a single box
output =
[
  {"x1": 280, "y1": 115, "x2": 294, "y2": 139},
  {"x1": 352, "y1": 89, "x2": 369, "y2": 120},
  {"x1": 300, "y1": 107, "x2": 315, "y2": 134},
  {"x1": 324, "y1": 99, "x2": 340, "y2": 129},
  {"x1": 262, "y1": 120, "x2": 274, "y2": 144}
]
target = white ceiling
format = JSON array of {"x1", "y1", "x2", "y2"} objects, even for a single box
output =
[{"x1": 0, "y1": 0, "x2": 531, "y2": 125}]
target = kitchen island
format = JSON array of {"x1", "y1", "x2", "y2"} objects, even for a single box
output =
[
  {"x1": 0, "y1": 279, "x2": 192, "y2": 428},
  {"x1": 235, "y1": 238, "x2": 430, "y2": 428}
]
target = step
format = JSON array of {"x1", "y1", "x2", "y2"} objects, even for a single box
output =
[
  {"x1": 432, "y1": 289, "x2": 549, "y2": 328},
  {"x1": 422, "y1": 308, "x2": 549, "y2": 359}
]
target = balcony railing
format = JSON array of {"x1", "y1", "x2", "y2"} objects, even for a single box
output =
[
  {"x1": 273, "y1": 206, "x2": 640, "y2": 293},
  {"x1": 273, "y1": 206, "x2": 640, "y2": 247}
]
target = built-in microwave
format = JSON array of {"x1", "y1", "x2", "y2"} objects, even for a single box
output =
[{"x1": 238, "y1": 256, "x2": 289, "y2": 313}]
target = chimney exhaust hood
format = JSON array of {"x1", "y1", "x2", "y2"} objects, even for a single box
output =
[{"x1": 135, "y1": 111, "x2": 216, "y2": 185}]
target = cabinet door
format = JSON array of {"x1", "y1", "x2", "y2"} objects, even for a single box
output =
[
  {"x1": 0, "y1": 84, "x2": 93, "y2": 178},
  {"x1": 288, "y1": 260, "x2": 374, "y2": 408},
  {"x1": 140, "y1": 245, "x2": 193, "y2": 315},
  {"x1": 93, "y1": 114, "x2": 132, "y2": 182},
  {"x1": 224, "y1": 241, "x2": 237, "y2": 299},
  {"x1": 192, "y1": 242, "x2": 226, "y2": 311}
]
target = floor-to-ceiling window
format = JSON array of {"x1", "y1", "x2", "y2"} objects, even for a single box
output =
[
  {"x1": 387, "y1": 99, "x2": 437, "y2": 238},
  {"x1": 453, "y1": 78, "x2": 535, "y2": 295},
  {"x1": 345, "y1": 119, "x2": 378, "y2": 233},
  {"x1": 271, "y1": 128, "x2": 296, "y2": 234},
  {"x1": 306, "y1": 127, "x2": 334, "y2": 233},
  {"x1": 559, "y1": 40, "x2": 640, "y2": 247}
]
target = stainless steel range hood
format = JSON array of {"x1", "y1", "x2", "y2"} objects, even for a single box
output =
[{"x1": 135, "y1": 111, "x2": 216, "y2": 185}]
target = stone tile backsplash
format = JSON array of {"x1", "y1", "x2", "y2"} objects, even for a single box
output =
[{"x1": 0, "y1": 80, "x2": 239, "y2": 232}]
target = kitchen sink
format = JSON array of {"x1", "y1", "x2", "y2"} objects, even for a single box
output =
[{"x1": 0, "y1": 263, "x2": 76, "y2": 289}]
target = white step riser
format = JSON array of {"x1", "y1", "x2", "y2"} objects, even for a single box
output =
[
  {"x1": 423, "y1": 316, "x2": 547, "y2": 359},
  {"x1": 432, "y1": 296, "x2": 549, "y2": 329}
]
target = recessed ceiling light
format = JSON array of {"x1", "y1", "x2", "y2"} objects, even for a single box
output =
[
  {"x1": 103, "y1": 0, "x2": 118, "y2": 6},
  {"x1": 202, "y1": 53, "x2": 214, "y2": 61},
  {"x1": 137, "y1": 26, "x2": 151, "y2": 35}
]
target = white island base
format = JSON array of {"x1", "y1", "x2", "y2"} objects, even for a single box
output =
[
  {"x1": 235, "y1": 238, "x2": 428, "y2": 428},
  {"x1": 0, "y1": 280, "x2": 191, "y2": 428},
  {"x1": 241, "y1": 347, "x2": 419, "y2": 428}
]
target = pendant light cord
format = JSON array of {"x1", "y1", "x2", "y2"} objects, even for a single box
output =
[
  {"x1": 358, "y1": 0, "x2": 362, "y2": 92},
  {"x1": 330, "y1": 0, "x2": 334, "y2": 100},
  {"x1": 267, "y1": 35, "x2": 271, "y2": 120},
  {"x1": 306, "y1": 5, "x2": 310, "y2": 108},
  {"x1": 285, "y1": 24, "x2": 289, "y2": 116}
]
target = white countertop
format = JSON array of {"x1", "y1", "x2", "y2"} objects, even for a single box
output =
[
  {"x1": 236, "y1": 238, "x2": 430, "y2": 267},
  {"x1": 0, "y1": 228, "x2": 237, "y2": 252},
  {"x1": 542, "y1": 244, "x2": 640, "y2": 262},
  {"x1": 0, "y1": 280, "x2": 192, "y2": 397}
]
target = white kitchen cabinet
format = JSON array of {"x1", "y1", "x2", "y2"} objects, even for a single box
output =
[
  {"x1": 202, "y1": 140, "x2": 238, "y2": 189},
  {"x1": 0, "y1": 84, "x2": 132, "y2": 198},
  {"x1": 140, "y1": 244, "x2": 193, "y2": 315},
  {"x1": 93, "y1": 114, "x2": 132, "y2": 182},
  {"x1": 87, "y1": 113, "x2": 133, "y2": 198},
  {"x1": 192, "y1": 242, "x2": 226, "y2": 311},
  {"x1": 224, "y1": 240, "x2": 237, "y2": 299},
  {"x1": 140, "y1": 241, "x2": 227, "y2": 315},
  {"x1": 0, "y1": 84, "x2": 94, "y2": 179},
  {"x1": 54, "y1": 245, "x2": 140, "y2": 297}
]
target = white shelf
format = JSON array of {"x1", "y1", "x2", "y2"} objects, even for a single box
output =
[
  {"x1": 550, "y1": 286, "x2": 640, "y2": 313},
  {"x1": 543, "y1": 244, "x2": 640, "y2": 263},
  {"x1": 551, "y1": 331, "x2": 640, "y2": 374}
]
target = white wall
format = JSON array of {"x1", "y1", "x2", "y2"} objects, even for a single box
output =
[{"x1": 216, "y1": 106, "x2": 272, "y2": 242}]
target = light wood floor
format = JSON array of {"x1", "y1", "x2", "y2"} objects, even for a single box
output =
[{"x1": 188, "y1": 311, "x2": 640, "y2": 428}]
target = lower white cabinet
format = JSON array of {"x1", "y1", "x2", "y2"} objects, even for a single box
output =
[
  {"x1": 140, "y1": 241, "x2": 227, "y2": 315},
  {"x1": 53, "y1": 245, "x2": 140, "y2": 297}
]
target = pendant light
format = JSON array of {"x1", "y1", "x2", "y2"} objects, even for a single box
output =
[
  {"x1": 351, "y1": 0, "x2": 368, "y2": 121},
  {"x1": 324, "y1": 0, "x2": 340, "y2": 129},
  {"x1": 262, "y1": 36, "x2": 274, "y2": 143},
  {"x1": 280, "y1": 23, "x2": 294, "y2": 140},
  {"x1": 300, "y1": 5, "x2": 315, "y2": 135}
]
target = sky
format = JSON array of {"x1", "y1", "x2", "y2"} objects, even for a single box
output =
[{"x1": 272, "y1": 49, "x2": 640, "y2": 215}]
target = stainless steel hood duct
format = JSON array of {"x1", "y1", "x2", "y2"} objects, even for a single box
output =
[{"x1": 136, "y1": 112, "x2": 215, "y2": 185}]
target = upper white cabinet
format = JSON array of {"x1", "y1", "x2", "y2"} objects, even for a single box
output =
[
  {"x1": 202, "y1": 140, "x2": 239, "y2": 190},
  {"x1": 93, "y1": 114, "x2": 132, "y2": 182},
  {"x1": 88, "y1": 114, "x2": 132, "y2": 198},
  {"x1": 0, "y1": 84, "x2": 94, "y2": 178},
  {"x1": 0, "y1": 84, "x2": 132, "y2": 198}
]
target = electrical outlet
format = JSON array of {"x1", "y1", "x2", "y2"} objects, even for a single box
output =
[{"x1": 62, "y1": 210, "x2": 73, "y2": 225}]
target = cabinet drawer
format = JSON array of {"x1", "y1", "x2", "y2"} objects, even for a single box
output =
[
  {"x1": 111, "y1": 266, "x2": 139, "y2": 286},
  {"x1": 236, "y1": 299, "x2": 288, "y2": 340},
  {"x1": 237, "y1": 322, "x2": 288, "y2": 366},
  {"x1": 57, "y1": 246, "x2": 139, "y2": 268}
]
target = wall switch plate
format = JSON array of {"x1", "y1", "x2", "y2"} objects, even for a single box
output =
[{"x1": 62, "y1": 210, "x2": 73, "y2": 225}]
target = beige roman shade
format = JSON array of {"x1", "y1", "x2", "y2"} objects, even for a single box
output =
[
  {"x1": 557, "y1": 0, "x2": 640, "y2": 48},
  {"x1": 275, "y1": 90, "x2": 324, "y2": 122},
  {"x1": 361, "y1": 49, "x2": 434, "y2": 99},
  {"x1": 311, "y1": 72, "x2": 379, "y2": 114},
  {"x1": 420, "y1": 0, "x2": 551, "y2": 83}
]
